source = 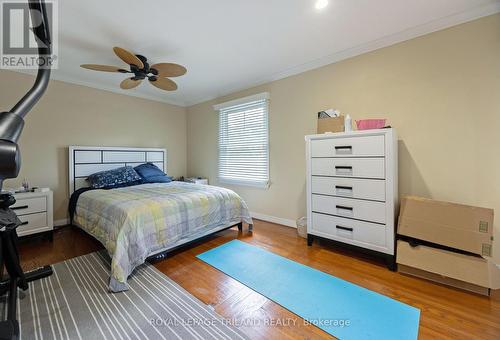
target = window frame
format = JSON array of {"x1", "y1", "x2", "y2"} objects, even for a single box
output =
[{"x1": 214, "y1": 92, "x2": 270, "y2": 189}]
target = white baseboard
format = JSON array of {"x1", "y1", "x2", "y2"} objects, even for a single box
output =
[
  {"x1": 54, "y1": 218, "x2": 69, "y2": 227},
  {"x1": 250, "y1": 212, "x2": 296, "y2": 228}
]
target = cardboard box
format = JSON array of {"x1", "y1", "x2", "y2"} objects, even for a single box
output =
[
  {"x1": 317, "y1": 116, "x2": 345, "y2": 134},
  {"x1": 397, "y1": 196, "x2": 494, "y2": 257},
  {"x1": 397, "y1": 240, "x2": 500, "y2": 296},
  {"x1": 398, "y1": 265, "x2": 491, "y2": 296}
]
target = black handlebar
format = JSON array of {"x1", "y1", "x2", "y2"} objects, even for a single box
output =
[
  {"x1": 0, "y1": 0, "x2": 52, "y2": 189},
  {"x1": 10, "y1": 0, "x2": 52, "y2": 118}
]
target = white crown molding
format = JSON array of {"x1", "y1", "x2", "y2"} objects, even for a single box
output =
[
  {"x1": 6, "y1": 3, "x2": 498, "y2": 108},
  {"x1": 266, "y1": 2, "x2": 500, "y2": 84},
  {"x1": 213, "y1": 92, "x2": 269, "y2": 110},
  {"x1": 10, "y1": 70, "x2": 188, "y2": 107},
  {"x1": 250, "y1": 211, "x2": 296, "y2": 228},
  {"x1": 186, "y1": 2, "x2": 500, "y2": 107},
  {"x1": 49, "y1": 73, "x2": 188, "y2": 107}
]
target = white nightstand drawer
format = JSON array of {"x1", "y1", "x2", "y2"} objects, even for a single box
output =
[
  {"x1": 311, "y1": 213, "x2": 386, "y2": 248},
  {"x1": 311, "y1": 176, "x2": 386, "y2": 202},
  {"x1": 11, "y1": 197, "x2": 47, "y2": 216},
  {"x1": 312, "y1": 194, "x2": 386, "y2": 224},
  {"x1": 311, "y1": 158, "x2": 385, "y2": 179},
  {"x1": 311, "y1": 135, "x2": 385, "y2": 157},
  {"x1": 17, "y1": 212, "x2": 48, "y2": 236}
]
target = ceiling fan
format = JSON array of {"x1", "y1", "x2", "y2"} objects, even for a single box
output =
[{"x1": 80, "y1": 47, "x2": 187, "y2": 92}]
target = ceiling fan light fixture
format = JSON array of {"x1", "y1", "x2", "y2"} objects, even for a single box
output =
[{"x1": 80, "y1": 46, "x2": 187, "y2": 92}]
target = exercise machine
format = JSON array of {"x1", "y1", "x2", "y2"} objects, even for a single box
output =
[{"x1": 0, "y1": 0, "x2": 53, "y2": 338}]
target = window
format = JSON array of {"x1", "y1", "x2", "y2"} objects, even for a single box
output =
[{"x1": 215, "y1": 92, "x2": 269, "y2": 188}]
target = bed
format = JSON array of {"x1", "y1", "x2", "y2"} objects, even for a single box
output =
[{"x1": 68, "y1": 146, "x2": 253, "y2": 292}]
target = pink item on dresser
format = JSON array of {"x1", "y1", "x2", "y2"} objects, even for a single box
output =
[{"x1": 355, "y1": 119, "x2": 386, "y2": 130}]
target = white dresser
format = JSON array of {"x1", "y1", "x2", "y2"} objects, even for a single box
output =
[
  {"x1": 305, "y1": 129, "x2": 398, "y2": 269},
  {"x1": 11, "y1": 190, "x2": 54, "y2": 239}
]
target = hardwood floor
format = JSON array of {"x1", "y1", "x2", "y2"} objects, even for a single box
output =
[{"x1": 18, "y1": 220, "x2": 500, "y2": 339}]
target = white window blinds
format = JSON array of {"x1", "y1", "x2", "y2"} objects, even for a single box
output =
[{"x1": 216, "y1": 93, "x2": 269, "y2": 188}]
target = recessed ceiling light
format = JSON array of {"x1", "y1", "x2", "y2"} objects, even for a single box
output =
[{"x1": 315, "y1": 0, "x2": 329, "y2": 10}]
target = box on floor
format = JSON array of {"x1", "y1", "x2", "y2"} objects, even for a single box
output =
[
  {"x1": 396, "y1": 196, "x2": 499, "y2": 296},
  {"x1": 398, "y1": 196, "x2": 493, "y2": 256},
  {"x1": 397, "y1": 240, "x2": 500, "y2": 296}
]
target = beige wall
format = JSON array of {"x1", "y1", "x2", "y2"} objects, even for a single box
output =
[
  {"x1": 187, "y1": 14, "x2": 500, "y2": 262},
  {"x1": 1, "y1": 71, "x2": 187, "y2": 221}
]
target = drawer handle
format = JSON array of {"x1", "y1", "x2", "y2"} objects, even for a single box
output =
[
  {"x1": 12, "y1": 205, "x2": 28, "y2": 211},
  {"x1": 335, "y1": 185, "x2": 353, "y2": 191},
  {"x1": 335, "y1": 166, "x2": 353, "y2": 176},
  {"x1": 336, "y1": 225, "x2": 353, "y2": 232},
  {"x1": 336, "y1": 205, "x2": 353, "y2": 211},
  {"x1": 334, "y1": 146, "x2": 353, "y2": 154},
  {"x1": 20, "y1": 221, "x2": 29, "y2": 226}
]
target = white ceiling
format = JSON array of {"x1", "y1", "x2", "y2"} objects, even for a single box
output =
[{"x1": 48, "y1": 0, "x2": 500, "y2": 107}]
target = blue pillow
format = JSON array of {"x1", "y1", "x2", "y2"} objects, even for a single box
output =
[
  {"x1": 87, "y1": 166, "x2": 142, "y2": 189},
  {"x1": 144, "y1": 175, "x2": 173, "y2": 183},
  {"x1": 134, "y1": 163, "x2": 172, "y2": 183}
]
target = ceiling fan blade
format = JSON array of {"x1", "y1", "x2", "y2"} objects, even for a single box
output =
[
  {"x1": 120, "y1": 78, "x2": 142, "y2": 90},
  {"x1": 80, "y1": 64, "x2": 125, "y2": 72},
  {"x1": 149, "y1": 77, "x2": 177, "y2": 91},
  {"x1": 150, "y1": 63, "x2": 187, "y2": 77},
  {"x1": 113, "y1": 47, "x2": 144, "y2": 69}
]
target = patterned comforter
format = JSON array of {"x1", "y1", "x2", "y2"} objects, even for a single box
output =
[{"x1": 74, "y1": 182, "x2": 253, "y2": 292}]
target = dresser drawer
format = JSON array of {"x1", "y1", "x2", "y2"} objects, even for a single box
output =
[
  {"x1": 311, "y1": 158, "x2": 385, "y2": 179},
  {"x1": 312, "y1": 194, "x2": 386, "y2": 224},
  {"x1": 311, "y1": 135, "x2": 385, "y2": 157},
  {"x1": 311, "y1": 213, "x2": 386, "y2": 248},
  {"x1": 17, "y1": 212, "x2": 49, "y2": 236},
  {"x1": 11, "y1": 197, "x2": 47, "y2": 216},
  {"x1": 311, "y1": 177, "x2": 386, "y2": 202}
]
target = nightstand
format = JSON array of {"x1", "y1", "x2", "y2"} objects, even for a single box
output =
[
  {"x1": 10, "y1": 190, "x2": 54, "y2": 239},
  {"x1": 186, "y1": 177, "x2": 209, "y2": 185}
]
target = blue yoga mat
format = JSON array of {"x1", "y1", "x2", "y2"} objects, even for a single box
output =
[{"x1": 197, "y1": 240, "x2": 420, "y2": 340}]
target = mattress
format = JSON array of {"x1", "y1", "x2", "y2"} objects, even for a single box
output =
[{"x1": 73, "y1": 181, "x2": 253, "y2": 292}]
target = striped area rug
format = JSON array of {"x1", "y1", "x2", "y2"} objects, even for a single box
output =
[{"x1": 0, "y1": 251, "x2": 248, "y2": 340}]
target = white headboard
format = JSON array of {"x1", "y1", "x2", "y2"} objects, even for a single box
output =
[{"x1": 68, "y1": 146, "x2": 167, "y2": 196}]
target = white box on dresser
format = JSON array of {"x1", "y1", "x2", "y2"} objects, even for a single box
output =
[
  {"x1": 305, "y1": 129, "x2": 398, "y2": 269},
  {"x1": 11, "y1": 190, "x2": 53, "y2": 238}
]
